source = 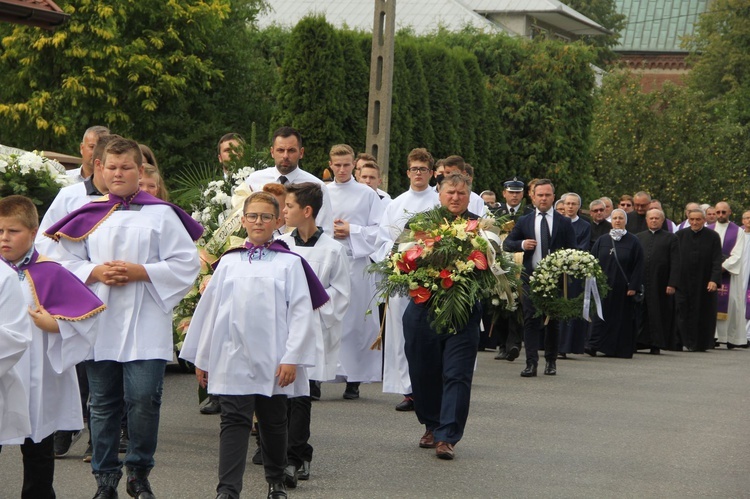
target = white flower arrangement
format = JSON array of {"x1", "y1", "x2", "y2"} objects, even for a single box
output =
[
  {"x1": 529, "y1": 248, "x2": 609, "y2": 320},
  {"x1": 0, "y1": 150, "x2": 71, "y2": 219}
]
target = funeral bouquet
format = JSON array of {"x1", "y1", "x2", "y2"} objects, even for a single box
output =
[
  {"x1": 371, "y1": 206, "x2": 521, "y2": 335},
  {"x1": 0, "y1": 150, "x2": 70, "y2": 219},
  {"x1": 172, "y1": 166, "x2": 255, "y2": 352},
  {"x1": 529, "y1": 248, "x2": 609, "y2": 321}
]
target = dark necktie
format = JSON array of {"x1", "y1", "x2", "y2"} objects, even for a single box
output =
[
  {"x1": 510, "y1": 207, "x2": 515, "y2": 216},
  {"x1": 540, "y1": 211, "x2": 550, "y2": 257},
  {"x1": 278, "y1": 175, "x2": 288, "y2": 185}
]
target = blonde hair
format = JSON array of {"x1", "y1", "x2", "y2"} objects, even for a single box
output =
[
  {"x1": 141, "y1": 163, "x2": 169, "y2": 201},
  {"x1": 329, "y1": 144, "x2": 355, "y2": 158}
]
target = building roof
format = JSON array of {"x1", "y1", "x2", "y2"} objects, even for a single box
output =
[
  {"x1": 464, "y1": 0, "x2": 610, "y2": 36},
  {"x1": 257, "y1": 0, "x2": 508, "y2": 35},
  {"x1": 615, "y1": 0, "x2": 710, "y2": 53},
  {"x1": 0, "y1": 0, "x2": 68, "y2": 29}
]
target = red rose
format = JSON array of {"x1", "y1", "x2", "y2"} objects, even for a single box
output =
[
  {"x1": 468, "y1": 250, "x2": 488, "y2": 270},
  {"x1": 409, "y1": 286, "x2": 431, "y2": 304}
]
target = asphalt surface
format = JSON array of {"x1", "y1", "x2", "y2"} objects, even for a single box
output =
[{"x1": 2, "y1": 347, "x2": 749, "y2": 498}]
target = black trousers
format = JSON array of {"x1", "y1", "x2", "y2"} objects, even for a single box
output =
[
  {"x1": 403, "y1": 301, "x2": 480, "y2": 445},
  {"x1": 217, "y1": 394, "x2": 287, "y2": 498},
  {"x1": 0, "y1": 433, "x2": 56, "y2": 499},
  {"x1": 287, "y1": 395, "x2": 313, "y2": 468},
  {"x1": 522, "y1": 292, "x2": 559, "y2": 364}
]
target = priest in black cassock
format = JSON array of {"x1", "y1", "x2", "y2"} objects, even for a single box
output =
[
  {"x1": 588, "y1": 209, "x2": 644, "y2": 358},
  {"x1": 675, "y1": 209, "x2": 723, "y2": 352},
  {"x1": 589, "y1": 199, "x2": 612, "y2": 249},
  {"x1": 636, "y1": 209, "x2": 680, "y2": 353}
]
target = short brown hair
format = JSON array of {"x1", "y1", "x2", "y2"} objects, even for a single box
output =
[
  {"x1": 244, "y1": 191, "x2": 279, "y2": 217},
  {"x1": 407, "y1": 148, "x2": 434, "y2": 169},
  {"x1": 356, "y1": 152, "x2": 376, "y2": 163},
  {"x1": 285, "y1": 182, "x2": 323, "y2": 218},
  {"x1": 442, "y1": 155, "x2": 465, "y2": 171},
  {"x1": 217, "y1": 133, "x2": 245, "y2": 155},
  {"x1": 92, "y1": 134, "x2": 123, "y2": 164},
  {"x1": 0, "y1": 195, "x2": 39, "y2": 230},
  {"x1": 102, "y1": 138, "x2": 143, "y2": 167}
]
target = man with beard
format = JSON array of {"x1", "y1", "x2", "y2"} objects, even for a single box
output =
[
  {"x1": 675, "y1": 209, "x2": 722, "y2": 351},
  {"x1": 708, "y1": 202, "x2": 746, "y2": 348},
  {"x1": 246, "y1": 127, "x2": 333, "y2": 234},
  {"x1": 636, "y1": 209, "x2": 680, "y2": 353}
]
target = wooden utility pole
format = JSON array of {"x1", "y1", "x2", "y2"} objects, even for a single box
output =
[{"x1": 365, "y1": 0, "x2": 396, "y2": 190}]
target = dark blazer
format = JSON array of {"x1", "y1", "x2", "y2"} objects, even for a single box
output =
[{"x1": 503, "y1": 209, "x2": 577, "y2": 278}]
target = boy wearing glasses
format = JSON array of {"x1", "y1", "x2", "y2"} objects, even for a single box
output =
[
  {"x1": 180, "y1": 192, "x2": 326, "y2": 499},
  {"x1": 374, "y1": 148, "x2": 440, "y2": 411}
]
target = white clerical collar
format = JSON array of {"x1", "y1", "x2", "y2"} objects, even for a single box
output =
[
  {"x1": 334, "y1": 177, "x2": 355, "y2": 185},
  {"x1": 570, "y1": 215, "x2": 579, "y2": 223}
]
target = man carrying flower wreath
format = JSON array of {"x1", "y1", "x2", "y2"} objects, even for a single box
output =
[
  {"x1": 503, "y1": 179, "x2": 576, "y2": 377},
  {"x1": 402, "y1": 172, "x2": 484, "y2": 461}
]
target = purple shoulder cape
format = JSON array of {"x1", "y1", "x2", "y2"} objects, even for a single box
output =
[
  {"x1": 215, "y1": 240, "x2": 330, "y2": 310},
  {"x1": 44, "y1": 191, "x2": 204, "y2": 242},
  {"x1": 10, "y1": 251, "x2": 106, "y2": 321}
]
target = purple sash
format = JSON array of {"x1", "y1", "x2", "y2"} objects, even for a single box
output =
[
  {"x1": 216, "y1": 240, "x2": 330, "y2": 310},
  {"x1": 6, "y1": 250, "x2": 106, "y2": 321},
  {"x1": 707, "y1": 222, "x2": 740, "y2": 315},
  {"x1": 44, "y1": 191, "x2": 204, "y2": 242}
]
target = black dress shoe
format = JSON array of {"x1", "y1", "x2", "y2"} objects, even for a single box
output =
[
  {"x1": 343, "y1": 382, "x2": 360, "y2": 400},
  {"x1": 267, "y1": 482, "x2": 287, "y2": 499},
  {"x1": 309, "y1": 380, "x2": 321, "y2": 401},
  {"x1": 520, "y1": 362, "x2": 537, "y2": 377},
  {"x1": 200, "y1": 396, "x2": 221, "y2": 415},
  {"x1": 649, "y1": 347, "x2": 661, "y2": 355},
  {"x1": 506, "y1": 346, "x2": 520, "y2": 362},
  {"x1": 544, "y1": 361, "x2": 557, "y2": 376},
  {"x1": 92, "y1": 486, "x2": 118, "y2": 499},
  {"x1": 494, "y1": 349, "x2": 508, "y2": 360},
  {"x1": 584, "y1": 348, "x2": 597, "y2": 357},
  {"x1": 283, "y1": 464, "x2": 298, "y2": 489},
  {"x1": 252, "y1": 446, "x2": 263, "y2": 465},
  {"x1": 395, "y1": 396, "x2": 414, "y2": 411},
  {"x1": 298, "y1": 461, "x2": 310, "y2": 481}
]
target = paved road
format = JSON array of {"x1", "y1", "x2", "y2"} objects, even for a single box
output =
[{"x1": 2, "y1": 347, "x2": 750, "y2": 498}]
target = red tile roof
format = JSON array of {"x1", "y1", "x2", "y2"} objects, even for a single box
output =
[{"x1": 0, "y1": 0, "x2": 68, "y2": 29}]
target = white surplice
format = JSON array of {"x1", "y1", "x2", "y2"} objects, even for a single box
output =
[
  {"x1": 469, "y1": 191, "x2": 488, "y2": 217},
  {"x1": 375, "y1": 188, "x2": 440, "y2": 394},
  {"x1": 246, "y1": 166, "x2": 334, "y2": 234},
  {"x1": 55, "y1": 205, "x2": 200, "y2": 362},
  {"x1": 742, "y1": 231, "x2": 750, "y2": 341},
  {"x1": 0, "y1": 264, "x2": 32, "y2": 443},
  {"x1": 327, "y1": 178, "x2": 384, "y2": 382},
  {"x1": 1, "y1": 264, "x2": 99, "y2": 445},
  {"x1": 280, "y1": 232, "x2": 351, "y2": 382},
  {"x1": 35, "y1": 181, "x2": 101, "y2": 256},
  {"x1": 179, "y1": 250, "x2": 318, "y2": 397},
  {"x1": 713, "y1": 222, "x2": 746, "y2": 345}
]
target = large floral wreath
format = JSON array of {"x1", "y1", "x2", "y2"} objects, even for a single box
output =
[
  {"x1": 529, "y1": 248, "x2": 609, "y2": 321},
  {"x1": 370, "y1": 206, "x2": 522, "y2": 335}
]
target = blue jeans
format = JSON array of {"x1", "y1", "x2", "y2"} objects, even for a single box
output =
[{"x1": 85, "y1": 360, "x2": 166, "y2": 476}]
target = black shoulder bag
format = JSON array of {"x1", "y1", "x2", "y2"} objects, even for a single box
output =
[{"x1": 610, "y1": 237, "x2": 644, "y2": 303}]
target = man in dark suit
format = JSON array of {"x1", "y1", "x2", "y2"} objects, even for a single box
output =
[
  {"x1": 589, "y1": 199, "x2": 612, "y2": 249},
  {"x1": 402, "y1": 172, "x2": 482, "y2": 461},
  {"x1": 503, "y1": 179, "x2": 576, "y2": 377}
]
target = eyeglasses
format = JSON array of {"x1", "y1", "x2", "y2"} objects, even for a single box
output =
[
  {"x1": 619, "y1": 203, "x2": 632, "y2": 207},
  {"x1": 590, "y1": 208, "x2": 604, "y2": 213},
  {"x1": 244, "y1": 212, "x2": 276, "y2": 223},
  {"x1": 716, "y1": 210, "x2": 728, "y2": 214},
  {"x1": 408, "y1": 167, "x2": 431, "y2": 173}
]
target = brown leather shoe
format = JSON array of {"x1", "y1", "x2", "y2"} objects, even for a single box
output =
[
  {"x1": 419, "y1": 429, "x2": 436, "y2": 448},
  {"x1": 435, "y1": 441, "x2": 455, "y2": 460}
]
